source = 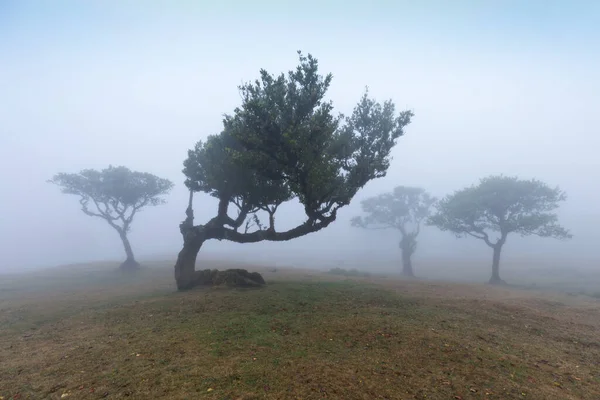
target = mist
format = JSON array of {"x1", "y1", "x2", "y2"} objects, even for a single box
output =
[{"x1": 1, "y1": 0, "x2": 599, "y2": 279}]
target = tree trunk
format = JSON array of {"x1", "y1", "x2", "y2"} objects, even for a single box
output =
[
  {"x1": 174, "y1": 228, "x2": 205, "y2": 290},
  {"x1": 399, "y1": 235, "x2": 417, "y2": 278},
  {"x1": 401, "y1": 250, "x2": 415, "y2": 277},
  {"x1": 489, "y1": 244, "x2": 506, "y2": 285},
  {"x1": 119, "y1": 232, "x2": 139, "y2": 270}
]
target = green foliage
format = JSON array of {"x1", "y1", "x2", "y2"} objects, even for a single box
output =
[
  {"x1": 182, "y1": 52, "x2": 413, "y2": 242},
  {"x1": 183, "y1": 129, "x2": 292, "y2": 217},
  {"x1": 428, "y1": 175, "x2": 572, "y2": 247},
  {"x1": 49, "y1": 165, "x2": 174, "y2": 232}
]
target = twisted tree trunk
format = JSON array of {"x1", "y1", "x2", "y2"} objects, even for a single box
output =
[
  {"x1": 174, "y1": 226, "x2": 206, "y2": 290},
  {"x1": 401, "y1": 249, "x2": 414, "y2": 277},
  {"x1": 119, "y1": 231, "x2": 139, "y2": 270},
  {"x1": 399, "y1": 234, "x2": 417, "y2": 277},
  {"x1": 173, "y1": 191, "x2": 266, "y2": 291}
]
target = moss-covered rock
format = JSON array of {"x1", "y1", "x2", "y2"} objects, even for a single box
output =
[{"x1": 191, "y1": 268, "x2": 265, "y2": 288}]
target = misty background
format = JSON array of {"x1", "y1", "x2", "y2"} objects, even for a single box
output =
[{"x1": 1, "y1": 1, "x2": 599, "y2": 280}]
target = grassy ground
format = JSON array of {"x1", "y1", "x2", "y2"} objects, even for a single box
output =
[{"x1": 1, "y1": 262, "x2": 600, "y2": 399}]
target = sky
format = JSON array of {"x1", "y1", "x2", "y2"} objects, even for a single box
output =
[{"x1": 1, "y1": 0, "x2": 599, "y2": 274}]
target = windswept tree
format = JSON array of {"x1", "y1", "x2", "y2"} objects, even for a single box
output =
[
  {"x1": 175, "y1": 51, "x2": 414, "y2": 290},
  {"x1": 428, "y1": 175, "x2": 572, "y2": 284},
  {"x1": 49, "y1": 166, "x2": 174, "y2": 270},
  {"x1": 351, "y1": 186, "x2": 436, "y2": 277}
]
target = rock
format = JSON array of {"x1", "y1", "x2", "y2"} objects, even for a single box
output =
[{"x1": 192, "y1": 268, "x2": 265, "y2": 288}]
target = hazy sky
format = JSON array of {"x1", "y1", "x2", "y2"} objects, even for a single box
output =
[{"x1": 1, "y1": 1, "x2": 599, "y2": 272}]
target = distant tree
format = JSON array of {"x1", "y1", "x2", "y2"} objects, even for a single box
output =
[
  {"x1": 49, "y1": 166, "x2": 174, "y2": 270},
  {"x1": 428, "y1": 175, "x2": 572, "y2": 284},
  {"x1": 351, "y1": 186, "x2": 436, "y2": 277},
  {"x1": 175, "y1": 51, "x2": 414, "y2": 290}
]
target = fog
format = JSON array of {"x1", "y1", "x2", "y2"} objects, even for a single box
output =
[{"x1": 1, "y1": 1, "x2": 599, "y2": 277}]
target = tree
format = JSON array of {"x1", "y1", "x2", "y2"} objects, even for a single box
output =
[
  {"x1": 49, "y1": 166, "x2": 174, "y2": 270},
  {"x1": 175, "y1": 51, "x2": 414, "y2": 290},
  {"x1": 351, "y1": 186, "x2": 436, "y2": 277},
  {"x1": 427, "y1": 175, "x2": 572, "y2": 284}
]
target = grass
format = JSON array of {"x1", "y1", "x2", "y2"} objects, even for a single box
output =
[
  {"x1": 1, "y1": 262, "x2": 600, "y2": 399},
  {"x1": 327, "y1": 267, "x2": 376, "y2": 278}
]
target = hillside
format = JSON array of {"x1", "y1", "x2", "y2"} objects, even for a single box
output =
[{"x1": 1, "y1": 261, "x2": 600, "y2": 399}]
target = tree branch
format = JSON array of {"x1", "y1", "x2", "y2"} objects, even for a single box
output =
[
  {"x1": 259, "y1": 205, "x2": 278, "y2": 231},
  {"x1": 215, "y1": 215, "x2": 336, "y2": 243},
  {"x1": 79, "y1": 197, "x2": 124, "y2": 233},
  {"x1": 212, "y1": 197, "x2": 260, "y2": 231},
  {"x1": 397, "y1": 223, "x2": 407, "y2": 237},
  {"x1": 464, "y1": 229, "x2": 494, "y2": 247}
]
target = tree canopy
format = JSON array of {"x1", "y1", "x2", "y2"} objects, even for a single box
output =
[
  {"x1": 428, "y1": 175, "x2": 571, "y2": 244},
  {"x1": 351, "y1": 186, "x2": 436, "y2": 276},
  {"x1": 428, "y1": 175, "x2": 571, "y2": 283},
  {"x1": 175, "y1": 51, "x2": 414, "y2": 289},
  {"x1": 49, "y1": 165, "x2": 174, "y2": 268},
  {"x1": 351, "y1": 186, "x2": 436, "y2": 234},
  {"x1": 181, "y1": 51, "x2": 414, "y2": 244}
]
